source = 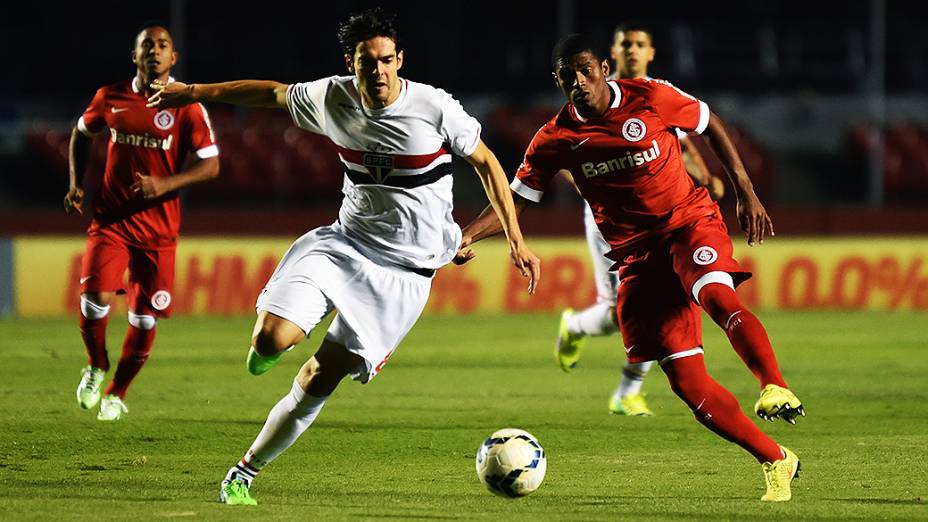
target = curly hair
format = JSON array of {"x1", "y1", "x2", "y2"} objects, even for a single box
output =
[{"x1": 337, "y1": 8, "x2": 401, "y2": 56}]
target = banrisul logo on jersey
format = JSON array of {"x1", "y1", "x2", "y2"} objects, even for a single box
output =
[
  {"x1": 364, "y1": 153, "x2": 394, "y2": 183},
  {"x1": 580, "y1": 140, "x2": 661, "y2": 178}
]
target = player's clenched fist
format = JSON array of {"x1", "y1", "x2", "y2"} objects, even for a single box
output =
[
  {"x1": 64, "y1": 186, "x2": 84, "y2": 215},
  {"x1": 146, "y1": 80, "x2": 195, "y2": 109}
]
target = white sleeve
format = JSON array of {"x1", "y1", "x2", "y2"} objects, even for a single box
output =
[
  {"x1": 439, "y1": 91, "x2": 482, "y2": 157},
  {"x1": 674, "y1": 127, "x2": 688, "y2": 139},
  {"x1": 286, "y1": 78, "x2": 332, "y2": 134}
]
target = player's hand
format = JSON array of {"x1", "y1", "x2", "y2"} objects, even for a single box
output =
[
  {"x1": 510, "y1": 241, "x2": 541, "y2": 295},
  {"x1": 64, "y1": 186, "x2": 84, "y2": 215},
  {"x1": 452, "y1": 235, "x2": 477, "y2": 265},
  {"x1": 707, "y1": 175, "x2": 726, "y2": 201},
  {"x1": 146, "y1": 80, "x2": 194, "y2": 109},
  {"x1": 131, "y1": 172, "x2": 173, "y2": 199},
  {"x1": 736, "y1": 191, "x2": 774, "y2": 246}
]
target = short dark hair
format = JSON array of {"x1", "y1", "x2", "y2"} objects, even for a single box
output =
[
  {"x1": 134, "y1": 20, "x2": 171, "y2": 46},
  {"x1": 337, "y1": 8, "x2": 400, "y2": 56},
  {"x1": 615, "y1": 21, "x2": 654, "y2": 41},
  {"x1": 551, "y1": 33, "x2": 602, "y2": 69}
]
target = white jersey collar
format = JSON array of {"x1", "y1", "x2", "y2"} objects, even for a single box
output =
[{"x1": 133, "y1": 75, "x2": 175, "y2": 94}]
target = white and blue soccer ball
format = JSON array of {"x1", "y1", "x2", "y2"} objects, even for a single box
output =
[{"x1": 475, "y1": 428, "x2": 547, "y2": 497}]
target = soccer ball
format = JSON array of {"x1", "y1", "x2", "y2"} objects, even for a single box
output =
[{"x1": 475, "y1": 428, "x2": 547, "y2": 498}]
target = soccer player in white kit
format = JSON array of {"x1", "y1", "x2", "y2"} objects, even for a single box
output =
[
  {"x1": 147, "y1": 8, "x2": 541, "y2": 505},
  {"x1": 555, "y1": 23, "x2": 725, "y2": 416}
]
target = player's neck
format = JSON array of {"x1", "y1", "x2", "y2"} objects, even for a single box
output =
[
  {"x1": 577, "y1": 86, "x2": 614, "y2": 119},
  {"x1": 135, "y1": 71, "x2": 171, "y2": 95}
]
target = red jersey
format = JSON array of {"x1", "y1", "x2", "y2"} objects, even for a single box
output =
[
  {"x1": 78, "y1": 77, "x2": 218, "y2": 248},
  {"x1": 513, "y1": 78, "x2": 718, "y2": 259}
]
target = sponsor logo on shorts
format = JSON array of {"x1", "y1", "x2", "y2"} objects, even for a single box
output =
[
  {"x1": 693, "y1": 246, "x2": 718, "y2": 265},
  {"x1": 151, "y1": 290, "x2": 172, "y2": 311},
  {"x1": 153, "y1": 110, "x2": 175, "y2": 130},
  {"x1": 621, "y1": 118, "x2": 647, "y2": 142}
]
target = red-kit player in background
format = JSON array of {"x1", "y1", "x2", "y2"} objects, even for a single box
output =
[
  {"x1": 457, "y1": 34, "x2": 805, "y2": 501},
  {"x1": 65, "y1": 22, "x2": 220, "y2": 421}
]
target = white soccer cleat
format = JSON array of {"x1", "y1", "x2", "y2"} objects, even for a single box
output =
[
  {"x1": 97, "y1": 394, "x2": 128, "y2": 421},
  {"x1": 76, "y1": 366, "x2": 106, "y2": 410}
]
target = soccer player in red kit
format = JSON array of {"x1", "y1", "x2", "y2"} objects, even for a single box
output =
[
  {"x1": 457, "y1": 34, "x2": 804, "y2": 501},
  {"x1": 65, "y1": 22, "x2": 220, "y2": 421}
]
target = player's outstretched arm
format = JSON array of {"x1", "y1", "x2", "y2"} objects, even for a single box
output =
[
  {"x1": 64, "y1": 127, "x2": 93, "y2": 215},
  {"x1": 702, "y1": 111, "x2": 774, "y2": 246},
  {"x1": 147, "y1": 80, "x2": 289, "y2": 110},
  {"x1": 464, "y1": 140, "x2": 540, "y2": 294},
  {"x1": 130, "y1": 156, "x2": 220, "y2": 200}
]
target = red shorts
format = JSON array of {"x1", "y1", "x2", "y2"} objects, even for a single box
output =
[
  {"x1": 615, "y1": 214, "x2": 750, "y2": 364},
  {"x1": 80, "y1": 230, "x2": 176, "y2": 317}
]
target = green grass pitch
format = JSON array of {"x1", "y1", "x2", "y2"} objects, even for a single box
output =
[{"x1": 1, "y1": 311, "x2": 926, "y2": 521}]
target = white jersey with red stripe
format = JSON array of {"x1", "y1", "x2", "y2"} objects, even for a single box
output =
[{"x1": 286, "y1": 76, "x2": 481, "y2": 270}]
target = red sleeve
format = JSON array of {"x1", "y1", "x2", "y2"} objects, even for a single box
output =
[
  {"x1": 511, "y1": 124, "x2": 559, "y2": 203},
  {"x1": 647, "y1": 79, "x2": 710, "y2": 135},
  {"x1": 77, "y1": 88, "x2": 107, "y2": 135},
  {"x1": 184, "y1": 103, "x2": 219, "y2": 158}
]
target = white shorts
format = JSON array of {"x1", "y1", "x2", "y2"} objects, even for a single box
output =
[
  {"x1": 256, "y1": 225, "x2": 432, "y2": 383},
  {"x1": 583, "y1": 203, "x2": 619, "y2": 304}
]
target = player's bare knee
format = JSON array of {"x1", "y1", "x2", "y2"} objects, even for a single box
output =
[
  {"x1": 252, "y1": 314, "x2": 303, "y2": 356},
  {"x1": 295, "y1": 357, "x2": 323, "y2": 391}
]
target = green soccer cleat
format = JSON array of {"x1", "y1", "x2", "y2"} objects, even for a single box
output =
[
  {"x1": 97, "y1": 394, "x2": 128, "y2": 421},
  {"x1": 556, "y1": 309, "x2": 587, "y2": 372},
  {"x1": 609, "y1": 393, "x2": 655, "y2": 416},
  {"x1": 754, "y1": 384, "x2": 805, "y2": 424},
  {"x1": 761, "y1": 446, "x2": 800, "y2": 502},
  {"x1": 220, "y1": 479, "x2": 258, "y2": 506},
  {"x1": 76, "y1": 366, "x2": 106, "y2": 410},
  {"x1": 246, "y1": 347, "x2": 283, "y2": 376}
]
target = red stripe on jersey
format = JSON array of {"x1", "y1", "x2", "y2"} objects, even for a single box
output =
[{"x1": 335, "y1": 144, "x2": 450, "y2": 169}]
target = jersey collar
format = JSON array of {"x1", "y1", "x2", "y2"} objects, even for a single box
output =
[
  {"x1": 570, "y1": 80, "x2": 621, "y2": 122},
  {"x1": 132, "y1": 75, "x2": 176, "y2": 94}
]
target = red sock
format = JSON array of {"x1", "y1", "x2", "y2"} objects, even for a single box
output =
[
  {"x1": 105, "y1": 325, "x2": 156, "y2": 399},
  {"x1": 698, "y1": 283, "x2": 787, "y2": 388},
  {"x1": 662, "y1": 354, "x2": 783, "y2": 463},
  {"x1": 79, "y1": 315, "x2": 110, "y2": 371}
]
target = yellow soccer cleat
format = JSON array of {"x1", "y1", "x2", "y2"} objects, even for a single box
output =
[
  {"x1": 556, "y1": 309, "x2": 587, "y2": 372},
  {"x1": 609, "y1": 393, "x2": 654, "y2": 416},
  {"x1": 761, "y1": 446, "x2": 801, "y2": 502},
  {"x1": 754, "y1": 384, "x2": 805, "y2": 424}
]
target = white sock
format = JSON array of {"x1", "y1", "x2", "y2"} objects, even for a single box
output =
[
  {"x1": 236, "y1": 378, "x2": 328, "y2": 476},
  {"x1": 613, "y1": 361, "x2": 654, "y2": 399},
  {"x1": 567, "y1": 301, "x2": 618, "y2": 337}
]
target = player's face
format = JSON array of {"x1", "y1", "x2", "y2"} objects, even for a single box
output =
[
  {"x1": 347, "y1": 36, "x2": 404, "y2": 109},
  {"x1": 131, "y1": 27, "x2": 176, "y2": 81},
  {"x1": 620, "y1": 30, "x2": 655, "y2": 78},
  {"x1": 554, "y1": 51, "x2": 611, "y2": 117}
]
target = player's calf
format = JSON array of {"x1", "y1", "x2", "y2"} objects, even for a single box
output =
[{"x1": 247, "y1": 312, "x2": 305, "y2": 375}]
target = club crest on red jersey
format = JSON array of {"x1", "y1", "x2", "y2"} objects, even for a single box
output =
[
  {"x1": 692, "y1": 246, "x2": 718, "y2": 265},
  {"x1": 153, "y1": 110, "x2": 175, "y2": 130},
  {"x1": 621, "y1": 118, "x2": 647, "y2": 142},
  {"x1": 151, "y1": 290, "x2": 172, "y2": 310}
]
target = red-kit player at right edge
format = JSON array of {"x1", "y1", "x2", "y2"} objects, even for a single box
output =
[
  {"x1": 456, "y1": 34, "x2": 805, "y2": 502},
  {"x1": 66, "y1": 22, "x2": 219, "y2": 421}
]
